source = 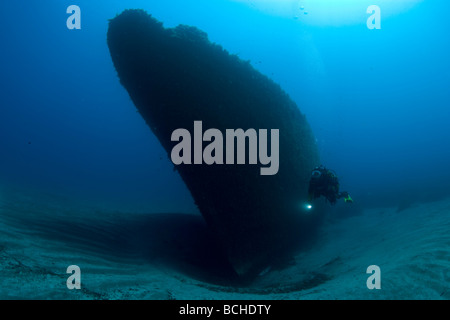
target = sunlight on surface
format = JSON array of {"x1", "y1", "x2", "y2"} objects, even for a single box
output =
[{"x1": 232, "y1": 0, "x2": 423, "y2": 26}]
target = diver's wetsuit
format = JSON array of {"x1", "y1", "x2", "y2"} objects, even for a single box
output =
[{"x1": 308, "y1": 166, "x2": 350, "y2": 205}]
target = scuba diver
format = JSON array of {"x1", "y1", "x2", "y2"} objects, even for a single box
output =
[{"x1": 308, "y1": 165, "x2": 353, "y2": 205}]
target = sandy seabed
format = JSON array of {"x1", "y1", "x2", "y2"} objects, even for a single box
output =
[{"x1": 0, "y1": 186, "x2": 449, "y2": 300}]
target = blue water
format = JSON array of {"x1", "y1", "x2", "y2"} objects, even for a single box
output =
[
  {"x1": 0, "y1": 0, "x2": 449, "y2": 298},
  {"x1": 1, "y1": 1, "x2": 449, "y2": 211}
]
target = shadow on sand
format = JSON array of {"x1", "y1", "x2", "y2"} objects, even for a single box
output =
[{"x1": 0, "y1": 192, "x2": 239, "y2": 286}]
